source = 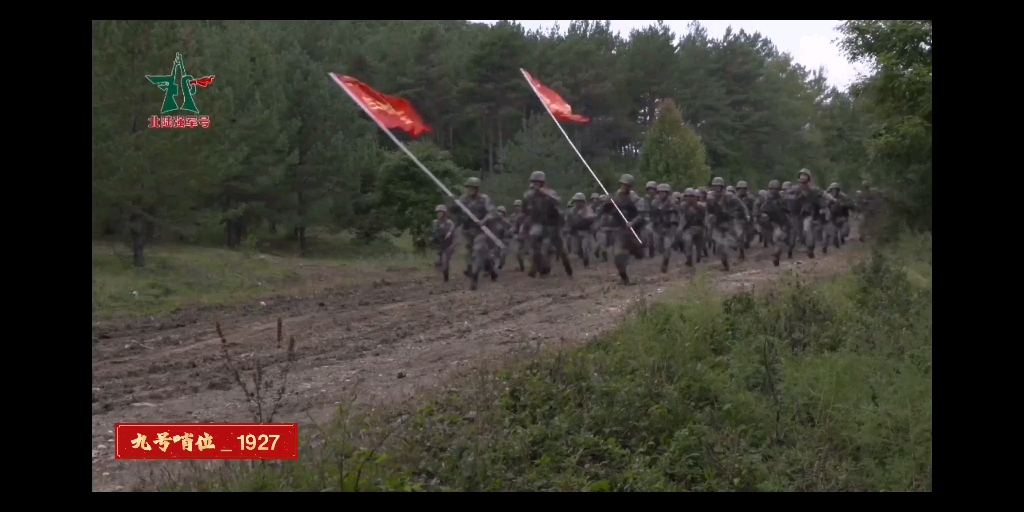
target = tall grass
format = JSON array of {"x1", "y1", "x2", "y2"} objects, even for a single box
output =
[{"x1": 161, "y1": 235, "x2": 931, "y2": 492}]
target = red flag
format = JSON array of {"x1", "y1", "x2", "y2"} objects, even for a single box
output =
[
  {"x1": 522, "y1": 70, "x2": 590, "y2": 124},
  {"x1": 329, "y1": 73, "x2": 432, "y2": 137}
]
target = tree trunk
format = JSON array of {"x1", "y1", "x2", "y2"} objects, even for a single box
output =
[{"x1": 297, "y1": 226, "x2": 307, "y2": 256}]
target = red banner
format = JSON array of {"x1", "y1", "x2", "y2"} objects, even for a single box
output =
[
  {"x1": 114, "y1": 423, "x2": 298, "y2": 460},
  {"x1": 522, "y1": 70, "x2": 590, "y2": 124},
  {"x1": 329, "y1": 73, "x2": 432, "y2": 137}
]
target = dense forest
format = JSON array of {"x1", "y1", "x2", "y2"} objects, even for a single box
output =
[{"x1": 92, "y1": 20, "x2": 931, "y2": 266}]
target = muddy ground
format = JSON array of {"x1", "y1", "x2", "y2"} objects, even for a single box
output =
[{"x1": 92, "y1": 233, "x2": 866, "y2": 491}]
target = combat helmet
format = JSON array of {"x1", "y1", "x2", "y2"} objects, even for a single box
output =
[
  {"x1": 572, "y1": 192, "x2": 586, "y2": 202},
  {"x1": 599, "y1": 194, "x2": 608, "y2": 201},
  {"x1": 726, "y1": 185, "x2": 736, "y2": 194},
  {"x1": 797, "y1": 168, "x2": 812, "y2": 181},
  {"x1": 782, "y1": 181, "x2": 791, "y2": 189},
  {"x1": 496, "y1": 205, "x2": 506, "y2": 214},
  {"x1": 646, "y1": 181, "x2": 657, "y2": 190},
  {"x1": 769, "y1": 180, "x2": 781, "y2": 189},
  {"x1": 513, "y1": 199, "x2": 522, "y2": 207},
  {"x1": 620, "y1": 174, "x2": 635, "y2": 185},
  {"x1": 590, "y1": 192, "x2": 599, "y2": 200},
  {"x1": 465, "y1": 177, "x2": 481, "y2": 188},
  {"x1": 684, "y1": 187, "x2": 696, "y2": 197},
  {"x1": 736, "y1": 180, "x2": 748, "y2": 189},
  {"x1": 758, "y1": 190, "x2": 766, "y2": 196},
  {"x1": 435, "y1": 204, "x2": 447, "y2": 213},
  {"x1": 656, "y1": 183, "x2": 671, "y2": 193},
  {"x1": 828, "y1": 182, "x2": 841, "y2": 191},
  {"x1": 711, "y1": 177, "x2": 725, "y2": 187},
  {"x1": 697, "y1": 186, "x2": 707, "y2": 194},
  {"x1": 530, "y1": 171, "x2": 546, "y2": 182}
]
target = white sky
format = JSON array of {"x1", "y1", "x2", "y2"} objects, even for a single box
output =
[{"x1": 471, "y1": 20, "x2": 869, "y2": 90}]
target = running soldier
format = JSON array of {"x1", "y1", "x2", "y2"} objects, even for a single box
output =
[
  {"x1": 707, "y1": 177, "x2": 751, "y2": 269},
  {"x1": 493, "y1": 205, "x2": 511, "y2": 269},
  {"x1": 825, "y1": 182, "x2": 853, "y2": 248},
  {"x1": 650, "y1": 183, "x2": 680, "y2": 273},
  {"x1": 793, "y1": 169, "x2": 832, "y2": 258},
  {"x1": 510, "y1": 199, "x2": 529, "y2": 271},
  {"x1": 430, "y1": 205, "x2": 456, "y2": 281},
  {"x1": 452, "y1": 177, "x2": 500, "y2": 290},
  {"x1": 595, "y1": 194, "x2": 614, "y2": 262},
  {"x1": 641, "y1": 181, "x2": 658, "y2": 258},
  {"x1": 522, "y1": 171, "x2": 573, "y2": 277},
  {"x1": 679, "y1": 188, "x2": 706, "y2": 267},
  {"x1": 566, "y1": 193, "x2": 598, "y2": 268},
  {"x1": 759, "y1": 180, "x2": 791, "y2": 266},
  {"x1": 598, "y1": 174, "x2": 645, "y2": 284},
  {"x1": 735, "y1": 181, "x2": 757, "y2": 249}
]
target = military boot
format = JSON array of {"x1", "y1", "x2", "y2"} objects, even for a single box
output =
[
  {"x1": 773, "y1": 253, "x2": 780, "y2": 267},
  {"x1": 618, "y1": 268, "x2": 630, "y2": 285},
  {"x1": 443, "y1": 268, "x2": 449, "y2": 282},
  {"x1": 661, "y1": 258, "x2": 669, "y2": 273},
  {"x1": 685, "y1": 256, "x2": 693, "y2": 267},
  {"x1": 469, "y1": 270, "x2": 480, "y2": 290},
  {"x1": 517, "y1": 257, "x2": 525, "y2": 271}
]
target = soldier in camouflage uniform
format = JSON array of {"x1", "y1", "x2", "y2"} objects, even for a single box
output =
[
  {"x1": 509, "y1": 199, "x2": 529, "y2": 271},
  {"x1": 522, "y1": 171, "x2": 573, "y2": 278},
  {"x1": 679, "y1": 188, "x2": 706, "y2": 267},
  {"x1": 597, "y1": 174, "x2": 645, "y2": 284},
  {"x1": 650, "y1": 183, "x2": 680, "y2": 273},
  {"x1": 641, "y1": 181, "x2": 658, "y2": 258},
  {"x1": 594, "y1": 194, "x2": 614, "y2": 262},
  {"x1": 706, "y1": 176, "x2": 751, "y2": 270},
  {"x1": 430, "y1": 204, "x2": 456, "y2": 281},
  {"x1": 759, "y1": 180, "x2": 791, "y2": 267},
  {"x1": 754, "y1": 190, "x2": 770, "y2": 247},
  {"x1": 735, "y1": 181, "x2": 757, "y2": 249},
  {"x1": 566, "y1": 192, "x2": 598, "y2": 268},
  {"x1": 493, "y1": 205, "x2": 512, "y2": 269},
  {"x1": 783, "y1": 181, "x2": 801, "y2": 259},
  {"x1": 793, "y1": 169, "x2": 832, "y2": 258},
  {"x1": 825, "y1": 182, "x2": 853, "y2": 248},
  {"x1": 697, "y1": 187, "x2": 711, "y2": 258},
  {"x1": 451, "y1": 177, "x2": 500, "y2": 290}
]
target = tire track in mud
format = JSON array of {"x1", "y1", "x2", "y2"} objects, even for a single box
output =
[{"x1": 91, "y1": 236, "x2": 866, "y2": 491}]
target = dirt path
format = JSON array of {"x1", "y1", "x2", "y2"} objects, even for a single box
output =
[{"x1": 92, "y1": 235, "x2": 866, "y2": 491}]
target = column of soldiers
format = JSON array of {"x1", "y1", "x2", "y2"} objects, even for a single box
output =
[{"x1": 431, "y1": 168, "x2": 872, "y2": 290}]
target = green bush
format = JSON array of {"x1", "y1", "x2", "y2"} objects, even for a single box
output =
[{"x1": 165, "y1": 236, "x2": 931, "y2": 492}]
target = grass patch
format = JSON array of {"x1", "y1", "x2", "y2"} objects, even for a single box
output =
[
  {"x1": 159, "y1": 235, "x2": 932, "y2": 492},
  {"x1": 92, "y1": 230, "x2": 434, "y2": 320}
]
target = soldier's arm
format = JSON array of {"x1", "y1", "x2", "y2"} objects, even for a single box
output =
[{"x1": 736, "y1": 197, "x2": 751, "y2": 221}]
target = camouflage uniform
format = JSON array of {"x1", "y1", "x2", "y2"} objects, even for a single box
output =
[
  {"x1": 650, "y1": 183, "x2": 680, "y2": 272},
  {"x1": 598, "y1": 174, "x2": 645, "y2": 284},
  {"x1": 697, "y1": 187, "x2": 711, "y2": 257},
  {"x1": 706, "y1": 177, "x2": 751, "y2": 270},
  {"x1": 760, "y1": 181, "x2": 791, "y2": 266},
  {"x1": 452, "y1": 177, "x2": 500, "y2": 290},
  {"x1": 792, "y1": 169, "x2": 832, "y2": 258},
  {"x1": 825, "y1": 183, "x2": 853, "y2": 248},
  {"x1": 431, "y1": 205, "x2": 457, "y2": 281},
  {"x1": 735, "y1": 181, "x2": 757, "y2": 249},
  {"x1": 509, "y1": 199, "x2": 529, "y2": 271},
  {"x1": 679, "y1": 188, "x2": 706, "y2": 267},
  {"x1": 783, "y1": 181, "x2": 801, "y2": 258},
  {"x1": 522, "y1": 171, "x2": 572, "y2": 277},
  {"x1": 566, "y1": 193, "x2": 598, "y2": 268},
  {"x1": 640, "y1": 181, "x2": 658, "y2": 258},
  {"x1": 493, "y1": 206, "x2": 512, "y2": 269},
  {"x1": 594, "y1": 194, "x2": 614, "y2": 262},
  {"x1": 754, "y1": 190, "x2": 771, "y2": 247}
]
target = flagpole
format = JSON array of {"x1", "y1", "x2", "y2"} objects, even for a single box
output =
[
  {"x1": 519, "y1": 69, "x2": 643, "y2": 245},
  {"x1": 329, "y1": 73, "x2": 505, "y2": 251}
]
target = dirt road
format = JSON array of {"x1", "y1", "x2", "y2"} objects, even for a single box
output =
[{"x1": 92, "y1": 237, "x2": 864, "y2": 491}]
